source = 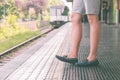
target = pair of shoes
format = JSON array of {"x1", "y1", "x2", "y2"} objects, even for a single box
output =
[
  {"x1": 55, "y1": 55, "x2": 78, "y2": 64},
  {"x1": 75, "y1": 59, "x2": 99, "y2": 67}
]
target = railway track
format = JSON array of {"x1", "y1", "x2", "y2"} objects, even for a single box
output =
[
  {"x1": 0, "y1": 27, "x2": 54, "y2": 58},
  {"x1": 0, "y1": 21, "x2": 66, "y2": 65}
]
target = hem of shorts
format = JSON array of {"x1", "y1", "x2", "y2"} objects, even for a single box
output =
[
  {"x1": 72, "y1": 11, "x2": 99, "y2": 15},
  {"x1": 72, "y1": 11, "x2": 83, "y2": 15},
  {"x1": 86, "y1": 13, "x2": 99, "y2": 15},
  {"x1": 86, "y1": 11, "x2": 99, "y2": 15}
]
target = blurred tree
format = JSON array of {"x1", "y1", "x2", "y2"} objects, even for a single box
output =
[
  {"x1": 0, "y1": 0, "x2": 19, "y2": 19},
  {"x1": 48, "y1": 0, "x2": 64, "y2": 6},
  {"x1": 0, "y1": 0, "x2": 64, "y2": 20},
  {"x1": 62, "y1": 6, "x2": 69, "y2": 15},
  {"x1": 14, "y1": 0, "x2": 47, "y2": 20}
]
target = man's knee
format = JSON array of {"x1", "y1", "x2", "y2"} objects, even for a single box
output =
[
  {"x1": 71, "y1": 13, "x2": 82, "y2": 24},
  {"x1": 87, "y1": 15, "x2": 99, "y2": 24}
]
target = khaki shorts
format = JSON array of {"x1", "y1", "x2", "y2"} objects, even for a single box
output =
[{"x1": 72, "y1": 0, "x2": 100, "y2": 15}]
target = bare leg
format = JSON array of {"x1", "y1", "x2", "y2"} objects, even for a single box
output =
[
  {"x1": 87, "y1": 14, "x2": 100, "y2": 61},
  {"x1": 68, "y1": 13, "x2": 82, "y2": 58}
]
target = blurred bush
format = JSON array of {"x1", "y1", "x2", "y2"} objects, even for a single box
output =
[
  {"x1": 43, "y1": 10, "x2": 50, "y2": 21},
  {"x1": 0, "y1": 14, "x2": 28, "y2": 40}
]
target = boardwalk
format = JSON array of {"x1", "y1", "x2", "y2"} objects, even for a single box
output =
[{"x1": 0, "y1": 23, "x2": 120, "y2": 80}]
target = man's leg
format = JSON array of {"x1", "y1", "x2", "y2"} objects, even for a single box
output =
[
  {"x1": 55, "y1": 13, "x2": 83, "y2": 63},
  {"x1": 68, "y1": 13, "x2": 82, "y2": 58},
  {"x1": 87, "y1": 14, "x2": 100, "y2": 61}
]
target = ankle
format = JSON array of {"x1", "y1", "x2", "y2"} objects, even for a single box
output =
[
  {"x1": 87, "y1": 55, "x2": 97, "y2": 61},
  {"x1": 68, "y1": 53, "x2": 78, "y2": 58}
]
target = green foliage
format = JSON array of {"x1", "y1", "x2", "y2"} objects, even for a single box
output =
[
  {"x1": 0, "y1": 31, "x2": 39, "y2": 53},
  {"x1": 28, "y1": 13, "x2": 37, "y2": 20},
  {"x1": 113, "y1": 0, "x2": 116, "y2": 23},
  {"x1": 6, "y1": 2, "x2": 19, "y2": 16},
  {"x1": 0, "y1": 14, "x2": 28, "y2": 40},
  {"x1": 62, "y1": 6, "x2": 69, "y2": 16},
  {"x1": 43, "y1": 9, "x2": 50, "y2": 21},
  {"x1": 0, "y1": 0, "x2": 19, "y2": 18},
  {"x1": 47, "y1": 0, "x2": 60, "y2": 7}
]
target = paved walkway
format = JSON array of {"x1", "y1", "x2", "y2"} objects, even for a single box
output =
[{"x1": 0, "y1": 23, "x2": 120, "y2": 80}]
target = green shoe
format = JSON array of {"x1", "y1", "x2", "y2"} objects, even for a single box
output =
[
  {"x1": 55, "y1": 55, "x2": 78, "y2": 64},
  {"x1": 75, "y1": 59, "x2": 99, "y2": 67}
]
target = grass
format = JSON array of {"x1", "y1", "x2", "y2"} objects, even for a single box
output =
[{"x1": 0, "y1": 31, "x2": 39, "y2": 53}]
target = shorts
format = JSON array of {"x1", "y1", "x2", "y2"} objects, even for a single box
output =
[{"x1": 72, "y1": 0, "x2": 100, "y2": 15}]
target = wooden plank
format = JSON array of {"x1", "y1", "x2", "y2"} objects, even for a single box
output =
[
  {"x1": 5, "y1": 23, "x2": 71, "y2": 80},
  {"x1": 6, "y1": 37, "x2": 59, "y2": 80},
  {"x1": 52, "y1": 24, "x2": 72, "y2": 80},
  {"x1": 36, "y1": 25, "x2": 70, "y2": 80},
  {"x1": 45, "y1": 27, "x2": 70, "y2": 80}
]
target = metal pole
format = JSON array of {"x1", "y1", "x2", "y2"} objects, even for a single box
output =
[
  {"x1": 108, "y1": 0, "x2": 113, "y2": 24},
  {"x1": 116, "y1": 0, "x2": 120, "y2": 25}
]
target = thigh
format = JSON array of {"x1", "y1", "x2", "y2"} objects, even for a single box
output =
[
  {"x1": 84, "y1": 0, "x2": 100, "y2": 15},
  {"x1": 72, "y1": 0, "x2": 85, "y2": 14}
]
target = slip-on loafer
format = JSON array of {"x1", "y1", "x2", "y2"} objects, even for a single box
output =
[
  {"x1": 55, "y1": 55, "x2": 78, "y2": 64},
  {"x1": 75, "y1": 59, "x2": 99, "y2": 67}
]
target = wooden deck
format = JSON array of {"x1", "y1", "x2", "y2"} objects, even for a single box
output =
[{"x1": 0, "y1": 23, "x2": 120, "y2": 80}]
